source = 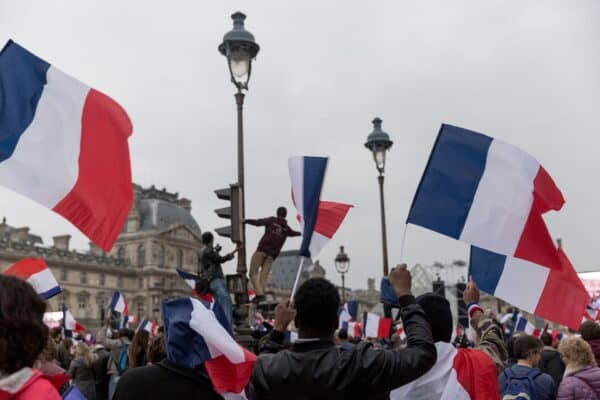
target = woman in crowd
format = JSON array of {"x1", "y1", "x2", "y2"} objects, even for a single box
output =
[
  {"x1": 0, "y1": 275, "x2": 61, "y2": 399},
  {"x1": 68, "y1": 342, "x2": 97, "y2": 400},
  {"x1": 557, "y1": 336, "x2": 600, "y2": 399},
  {"x1": 146, "y1": 334, "x2": 166, "y2": 365},
  {"x1": 128, "y1": 329, "x2": 150, "y2": 368}
]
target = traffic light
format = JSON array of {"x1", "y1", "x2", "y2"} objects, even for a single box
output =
[{"x1": 214, "y1": 183, "x2": 241, "y2": 243}]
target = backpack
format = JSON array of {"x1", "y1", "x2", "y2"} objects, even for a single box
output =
[
  {"x1": 501, "y1": 368, "x2": 541, "y2": 400},
  {"x1": 113, "y1": 339, "x2": 129, "y2": 376}
]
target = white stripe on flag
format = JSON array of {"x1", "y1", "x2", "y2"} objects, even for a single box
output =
[
  {"x1": 364, "y1": 313, "x2": 380, "y2": 338},
  {"x1": 288, "y1": 157, "x2": 305, "y2": 232},
  {"x1": 27, "y1": 268, "x2": 58, "y2": 294},
  {"x1": 308, "y1": 231, "x2": 329, "y2": 259},
  {"x1": 189, "y1": 298, "x2": 245, "y2": 363},
  {"x1": 0, "y1": 66, "x2": 87, "y2": 208},
  {"x1": 460, "y1": 139, "x2": 539, "y2": 256},
  {"x1": 494, "y1": 256, "x2": 549, "y2": 312}
]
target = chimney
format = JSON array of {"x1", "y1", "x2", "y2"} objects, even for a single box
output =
[
  {"x1": 52, "y1": 235, "x2": 71, "y2": 251},
  {"x1": 556, "y1": 238, "x2": 563, "y2": 249},
  {"x1": 89, "y1": 242, "x2": 104, "y2": 256},
  {"x1": 0, "y1": 217, "x2": 6, "y2": 238},
  {"x1": 178, "y1": 198, "x2": 192, "y2": 212},
  {"x1": 9, "y1": 227, "x2": 29, "y2": 243},
  {"x1": 368, "y1": 278, "x2": 375, "y2": 291}
]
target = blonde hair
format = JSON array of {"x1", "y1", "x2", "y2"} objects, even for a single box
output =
[
  {"x1": 558, "y1": 336, "x2": 597, "y2": 368},
  {"x1": 74, "y1": 342, "x2": 96, "y2": 367},
  {"x1": 39, "y1": 336, "x2": 57, "y2": 362}
]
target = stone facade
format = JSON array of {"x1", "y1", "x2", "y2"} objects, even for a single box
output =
[{"x1": 0, "y1": 184, "x2": 202, "y2": 331}]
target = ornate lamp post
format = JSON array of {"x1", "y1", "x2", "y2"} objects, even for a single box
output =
[
  {"x1": 364, "y1": 118, "x2": 393, "y2": 277},
  {"x1": 218, "y1": 12, "x2": 259, "y2": 332},
  {"x1": 335, "y1": 246, "x2": 351, "y2": 304}
]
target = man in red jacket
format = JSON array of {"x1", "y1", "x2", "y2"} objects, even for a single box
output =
[{"x1": 244, "y1": 206, "x2": 301, "y2": 302}]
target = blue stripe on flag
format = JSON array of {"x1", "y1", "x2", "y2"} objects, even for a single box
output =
[
  {"x1": 39, "y1": 285, "x2": 62, "y2": 301},
  {"x1": 515, "y1": 317, "x2": 527, "y2": 332},
  {"x1": 109, "y1": 292, "x2": 120, "y2": 309},
  {"x1": 299, "y1": 156, "x2": 328, "y2": 257},
  {"x1": 406, "y1": 124, "x2": 493, "y2": 239},
  {"x1": 0, "y1": 40, "x2": 50, "y2": 162},
  {"x1": 469, "y1": 246, "x2": 506, "y2": 295},
  {"x1": 347, "y1": 300, "x2": 358, "y2": 320}
]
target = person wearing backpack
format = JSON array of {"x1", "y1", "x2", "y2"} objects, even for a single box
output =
[
  {"x1": 96, "y1": 321, "x2": 133, "y2": 400},
  {"x1": 499, "y1": 334, "x2": 556, "y2": 400},
  {"x1": 557, "y1": 336, "x2": 600, "y2": 399}
]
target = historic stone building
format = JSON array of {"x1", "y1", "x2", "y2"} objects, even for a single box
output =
[{"x1": 0, "y1": 184, "x2": 203, "y2": 331}]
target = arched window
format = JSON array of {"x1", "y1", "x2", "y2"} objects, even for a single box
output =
[
  {"x1": 77, "y1": 293, "x2": 89, "y2": 318},
  {"x1": 137, "y1": 244, "x2": 146, "y2": 267},
  {"x1": 176, "y1": 249, "x2": 183, "y2": 268},
  {"x1": 159, "y1": 245, "x2": 166, "y2": 268},
  {"x1": 117, "y1": 246, "x2": 126, "y2": 260}
]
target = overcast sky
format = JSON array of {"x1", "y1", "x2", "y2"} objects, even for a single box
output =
[{"x1": 1, "y1": 1, "x2": 599, "y2": 290}]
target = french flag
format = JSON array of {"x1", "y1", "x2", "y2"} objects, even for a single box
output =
[
  {"x1": 0, "y1": 40, "x2": 133, "y2": 252},
  {"x1": 394, "y1": 325, "x2": 407, "y2": 341},
  {"x1": 137, "y1": 318, "x2": 155, "y2": 334},
  {"x1": 162, "y1": 297, "x2": 256, "y2": 399},
  {"x1": 175, "y1": 268, "x2": 214, "y2": 302},
  {"x1": 391, "y1": 342, "x2": 499, "y2": 400},
  {"x1": 514, "y1": 316, "x2": 541, "y2": 337},
  {"x1": 109, "y1": 291, "x2": 129, "y2": 315},
  {"x1": 2, "y1": 258, "x2": 61, "y2": 300},
  {"x1": 584, "y1": 303, "x2": 600, "y2": 321},
  {"x1": 338, "y1": 300, "x2": 359, "y2": 329},
  {"x1": 363, "y1": 312, "x2": 392, "y2": 339},
  {"x1": 63, "y1": 306, "x2": 85, "y2": 333},
  {"x1": 288, "y1": 156, "x2": 329, "y2": 258},
  {"x1": 408, "y1": 124, "x2": 588, "y2": 329},
  {"x1": 342, "y1": 321, "x2": 362, "y2": 338}
]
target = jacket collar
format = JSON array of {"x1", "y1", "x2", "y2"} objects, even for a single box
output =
[
  {"x1": 565, "y1": 364, "x2": 594, "y2": 377},
  {"x1": 0, "y1": 368, "x2": 37, "y2": 396},
  {"x1": 157, "y1": 359, "x2": 212, "y2": 386},
  {"x1": 290, "y1": 339, "x2": 335, "y2": 352}
]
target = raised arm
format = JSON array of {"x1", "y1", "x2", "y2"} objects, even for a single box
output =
[{"x1": 243, "y1": 218, "x2": 271, "y2": 227}]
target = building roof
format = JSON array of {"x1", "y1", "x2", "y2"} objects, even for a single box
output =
[
  {"x1": 136, "y1": 185, "x2": 200, "y2": 234},
  {"x1": 1, "y1": 220, "x2": 43, "y2": 245}
]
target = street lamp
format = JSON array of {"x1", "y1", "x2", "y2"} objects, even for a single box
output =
[
  {"x1": 218, "y1": 12, "x2": 259, "y2": 332},
  {"x1": 335, "y1": 246, "x2": 350, "y2": 304},
  {"x1": 365, "y1": 118, "x2": 393, "y2": 277}
]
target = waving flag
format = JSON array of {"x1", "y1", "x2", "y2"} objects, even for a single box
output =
[
  {"x1": 63, "y1": 306, "x2": 85, "y2": 333},
  {"x1": 109, "y1": 291, "x2": 129, "y2": 315},
  {"x1": 341, "y1": 321, "x2": 362, "y2": 338},
  {"x1": 338, "y1": 300, "x2": 359, "y2": 329},
  {"x1": 408, "y1": 124, "x2": 588, "y2": 329},
  {"x1": 514, "y1": 316, "x2": 541, "y2": 337},
  {"x1": 288, "y1": 156, "x2": 329, "y2": 258},
  {"x1": 137, "y1": 318, "x2": 155, "y2": 334},
  {"x1": 2, "y1": 258, "x2": 61, "y2": 299},
  {"x1": 0, "y1": 40, "x2": 133, "y2": 252},
  {"x1": 363, "y1": 312, "x2": 392, "y2": 339},
  {"x1": 391, "y1": 342, "x2": 499, "y2": 400},
  {"x1": 295, "y1": 200, "x2": 354, "y2": 258},
  {"x1": 162, "y1": 297, "x2": 256, "y2": 399}
]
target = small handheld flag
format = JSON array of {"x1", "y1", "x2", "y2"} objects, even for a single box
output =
[
  {"x1": 63, "y1": 306, "x2": 85, "y2": 333},
  {"x1": 109, "y1": 291, "x2": 129, "y2": 315},
  {"x1": 363, "y1": 312, "x2": 392, "y2": 339},
  {"x1": 2, "y1": 258, "x2": 61, "y2": 300}
]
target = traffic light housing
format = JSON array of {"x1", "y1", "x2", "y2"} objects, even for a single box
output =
[{"x1": 214, "y1": 183, "x2": 241, "y2": 243}]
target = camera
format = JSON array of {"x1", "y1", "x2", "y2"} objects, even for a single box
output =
[{"x1": 214, "y1": 244, "x2": 222, "y2": 253}]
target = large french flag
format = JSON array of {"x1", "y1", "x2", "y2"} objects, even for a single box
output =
[
  {"x1": 0, "y1": 40, "x2": 133, "y2": 252},
  {"x1": 408, "y1": 124, "x2": 588, "y2": 329},
  {"x1": 288, "y1": 156, "x2": 329, "y2": 258},
  {"x1": 109, "y1": 291, "x2": 129, "y2": 315},
  {"x1": 162, "y1": 297, "x2": 256, "y2": 399},
  {"x1": 390, "y1": 342, "x2": 499, "y2": 400},
  {"x1": 2, "y1": 258, "x2": 61, "y2": 300},
  {"x1": 363, "y1": 312, "x2": 392, "y2": 339}
]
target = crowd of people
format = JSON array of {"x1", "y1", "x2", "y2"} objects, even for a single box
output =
[{"x1": 3, "y1": 244, "x2": 600, "y2": 399}]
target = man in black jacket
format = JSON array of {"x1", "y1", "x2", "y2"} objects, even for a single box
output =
[
  {"x1": 198, "y1": 231, "x2": 239, "y2": 328},
  {"x1": 248, "y1": 264, "x2": 437, "y2": 400},
  {"x1": 538, "y1": 331, "x2": 565, "y2": 387}
]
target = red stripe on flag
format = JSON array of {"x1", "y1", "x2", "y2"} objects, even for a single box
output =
[
  {"x1": 312, "y1": 201, "x2": 353, "y2": 238},
  {"x1": 533, "y1": 166, "x2": 565, "y2": 214},
  {"x1": 53, "y1": 89, "x2": 133, "y2": 252},
  {"x1": 453, "y1": 348, "x2": 500, "y2": 400},
  {"x1": 377, "y1": 317, "x2": 392, "y2": 339},
  {"x1": 205, "y1": 350, "x2": 256, "y2": 394},
  {"x1": 3, "y1": 258, "x2": 48, "y2": 278}
]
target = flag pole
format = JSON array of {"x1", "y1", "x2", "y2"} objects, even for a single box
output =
[
  {"x1": 290, "y1": 256, "x2": 305, "y2": 302},
  {"x1": 399, "y1": 223, "x2": 408, "y2": 262}
]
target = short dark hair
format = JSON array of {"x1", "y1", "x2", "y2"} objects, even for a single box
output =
[
  {"x1": 513, "y1": 334, "x2": 543, "y2": 360},
  {"x1": 0, "y1": 275, "x2": 48, "y2": 374},
  {"x1": 540, "y1": 332, "x2": 553, "y2": 347},
  {"x1": 337, "y1": 329, "x2": 348, "y2": 340},
  {"x1": 201, "y1": 232, "x2": 214, "y2": 245},
  {"x1": 119, "y1": 328, "x2": 134, "y2": 341},
  {"x1": 580, "y1": 320, "x2": 600, "y2": 341},
  {"x1": 416, "y1": 293, "x2": 452, "y2": 343},
  {"x1": 294, "y1": 278, "x2": 339, "y2": 337},
  {"x1": 277, "y1": 207, "x2": 287, "y2": 218}
]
